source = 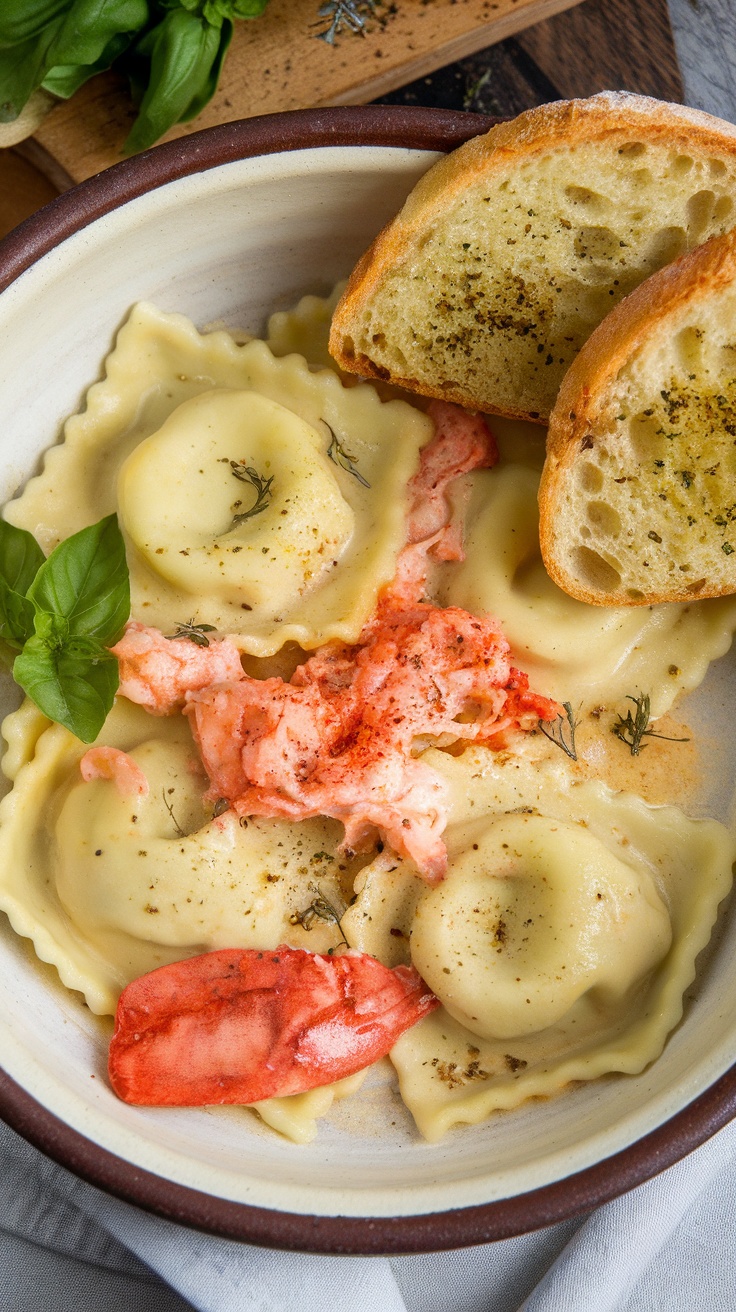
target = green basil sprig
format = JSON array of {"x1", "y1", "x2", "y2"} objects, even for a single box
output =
[
  {"x1": 123, "y1": 3, "x2": 231, "y2": 154},
  {"x1": 0, "y1": 515, "x2": 130, "y2": 743},
  {"x1": 0, "y1": 0, "x2": 271, "y2": 151},
  {"x1": 0, "y1": 0, "x2": 149, "y2": 123}
]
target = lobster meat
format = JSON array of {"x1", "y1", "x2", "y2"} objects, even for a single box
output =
[{"x1": 109, "y1": 946, "x2": 438, "y2": 1106}]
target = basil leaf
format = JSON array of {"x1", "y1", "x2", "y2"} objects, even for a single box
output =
[
  {"x1": 45, "y1": 0, "x2": 148, "y2": 67},
  {"x1": 123, "y1": 8, "x2": 221, "y2": 153},
  {"x1": 0, "y1": 1, "x2": 70, "y2": 48},
  {"x1": 42, "y1": 29, "x2": 134, "y2": 96},
  {"x1": 27, "y1": 513, "x2": 130, "y2": 645},
  {"x1": 33, "y1": 608, "x2": 69, "y2": 645},
  {"x1": 0, "y1": 0, "x2": 147, "y2": 119},
  {"x1": 0, "y1": 519, "x2": 45, "y2": 595},
  {"x1": 204, "y1": 0, "x2": 269, "y2": 18},
  {"x1": 0, "y1": 520, "x2": 45, "y2": 648},
  {"x1": 0, "y1": 579, "x2": 36, "y2": 649},
  {"x1": 0, "y1": 21, "x2": 63, "y2": 119},
  {"x1": 164, "y1": 0, "x2": 201, "y2": 13},
  {"x1": 180, "y1": 14, "x2": 229, "y2": 121},
  {"x1": 14, "y1": 636, "x2": 119, "y2": 742}
]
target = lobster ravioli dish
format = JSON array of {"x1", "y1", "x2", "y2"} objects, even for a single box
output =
[{"x1": 0, "y1": 288, "x2": 734, "y2": 1145}]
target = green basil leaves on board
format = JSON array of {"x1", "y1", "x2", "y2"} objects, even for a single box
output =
[
  {"x1": 0, "y1": 0, "x2": 149, "y2": 122},
  {"x1": 0, "y1": 0, "x2": 271, "y2": 148},
  {"x1": 123, "y1": 5, "x2": 231, "y2": 154},
  {"x1": 0, "y1": 2, "x2": 72, "y2": 47},
  {"x1": 0, "y1": 515, "x2": 130, "y2": 743}
]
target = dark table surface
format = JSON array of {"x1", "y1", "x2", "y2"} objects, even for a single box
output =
[{"x1": 377, "y1": 0, "x2": 682, "y2": 118}]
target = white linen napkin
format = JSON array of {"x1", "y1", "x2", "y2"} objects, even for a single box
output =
[{"x1": 4, "y1": 1113, "x2": 736, "y2": 1311}]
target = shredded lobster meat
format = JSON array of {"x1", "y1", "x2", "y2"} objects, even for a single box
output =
[
  {"x1": 188, "y1": 604, "x2": 557, "y2": 881},
  {"x1": 112, "y1": 402, "x2": 560, "y2": 879},
  {"x1": 405, "y1": 400, "x2": 498, "y2": 560},
  {"x1": 112, "y1": 620, "x2": 244, "y2": 715},
  {"x1": 108, "y1": 946, "x2": 438, "y2": 1106},
  {"x1": 79, "y1": 746, "x2": 149, "y2": 798}
]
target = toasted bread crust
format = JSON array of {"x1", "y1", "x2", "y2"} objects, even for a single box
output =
[
  {"x1": 330, "y1": 93, "x2": 736, "y2": 424},
  {"x1": 539, "y1": 228, "x2": 736, "y2": 605}
]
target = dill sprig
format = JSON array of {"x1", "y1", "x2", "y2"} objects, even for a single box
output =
[
  {"x1": 167, "y1": 619, "x2": 217, "y2": 647},
  {"x1": 539, "y1": 701, "x2": 579, "y2": 760},
  {"x1": 229, "y1": 462, "x2": 275, "y2": 524},
  {"x1": 324, "y1": 423, "x2": 371, "y2": 487},
  {"x1": 162, "y1": 789, "x2": 185, "y2": 838},
  {"x1": 315, "y1": 0, "x2": 378, "y2": 43},
  {"x1": 291, "y1": 881, "x2": 349, "y2": 947},
  {"x1": 612, "y1": 693, "x2": 690, "y2": 756}
]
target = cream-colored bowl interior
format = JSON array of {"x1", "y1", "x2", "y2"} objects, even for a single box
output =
[{"x1": 1, "y1": 145, "x2": 735, "y2": 1221}]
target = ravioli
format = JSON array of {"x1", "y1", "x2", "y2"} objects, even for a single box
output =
[
  {"x1": 6, "y1": 302, "x2": 432, "y2": 656},
  {"x1": 410, "y1": 813, "x2": 672, "y2": 1039},
  {"x1": 0, "y1": 698, "x2": 361, "y2": 1017},
  {"x1": 118, "y1": 389, "x2": 355, "y2": 616},
  {"x1": 266, "y1": 282, "x2": 347, "y2": 373},
  {"x1": 343, "y1": 748, "x2": 734, "y2": 1140},
  {"x1": 438, "y1": 442, "x2": 736, "y2": 715},
  {"x1": 3, "y1": 696, "x2": 730, "y2": 1140},
  {"x1": 0, "y1": 697, "x2": 372, "y2": 1142},
  {"x1": 1, "y1": 287, "x2": 734, "y2": 1145}
]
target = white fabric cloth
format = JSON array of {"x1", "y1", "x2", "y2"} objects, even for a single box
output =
[{"x1": 4, "y1": 1113, "x2": 736, "y2": 1311}]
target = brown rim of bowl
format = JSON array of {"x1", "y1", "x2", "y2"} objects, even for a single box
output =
[
  {"x1": 2, "y1": 1060, "x2": 736, "y2": 1254},
  {"x1": 1, "y1": 103, "x2": 735, "y2": 1254},
  {"x1": 0, "y1": 104, "x2": 495, "y2": 294}
]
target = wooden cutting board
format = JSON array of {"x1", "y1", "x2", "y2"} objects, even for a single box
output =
[{"x1": 30, "y1": 0, "x2": 585, "y2": 184}]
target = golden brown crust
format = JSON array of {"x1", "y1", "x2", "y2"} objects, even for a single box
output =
[
  {"x1": 340, "y1": 351, "x2": 546, "y2": 425},
  {"x1": 538, "y1": 227, "x2": 736, "y2": 605},
  {"x1": 329, "y1": 92, "x2": 736, "y2": 421}
]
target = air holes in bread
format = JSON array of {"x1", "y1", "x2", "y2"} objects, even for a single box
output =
[
  {"x1": 565, "y1": 186, "x2": 608, "y2": 213},
  {"x1": 687, "y1": 190, "x2": 717, "y2": 237},
  {"x1": 573, "y1": 546, "x2": 622, "y2": 593},
  {"x1": 629, "y1": 411, "x2": 662, "y2": 461},
  {"x1": 709, "y1": 158, "x2": 728, "y2": 178},
  {"x1": 587, "y1": 501, "x2": 622, "y2": 536},
  {"x1": 329, "y1": 96, "x2": 736, "y2": 429},
  {"x1": 577, "y1": 461, "x2": 604, "y2": 494},
  {"x1": 574, "y1": 227, "x2": 620, "y2": 264},
  {"x1": 676, "y1": 325, "x2": 704, "y2": 372}
]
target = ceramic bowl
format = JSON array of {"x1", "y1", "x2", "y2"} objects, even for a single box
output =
[{"x1": 1, "y1": 106, "x2": 735, "y2": 1254}]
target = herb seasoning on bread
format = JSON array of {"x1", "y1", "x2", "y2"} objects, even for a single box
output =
[
  {"x1": 540, "y1": 227, "x2": 736, "y2": 605},
  {"x1": 329, "y1": 93, "x2": 736, "y2": 424}
]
